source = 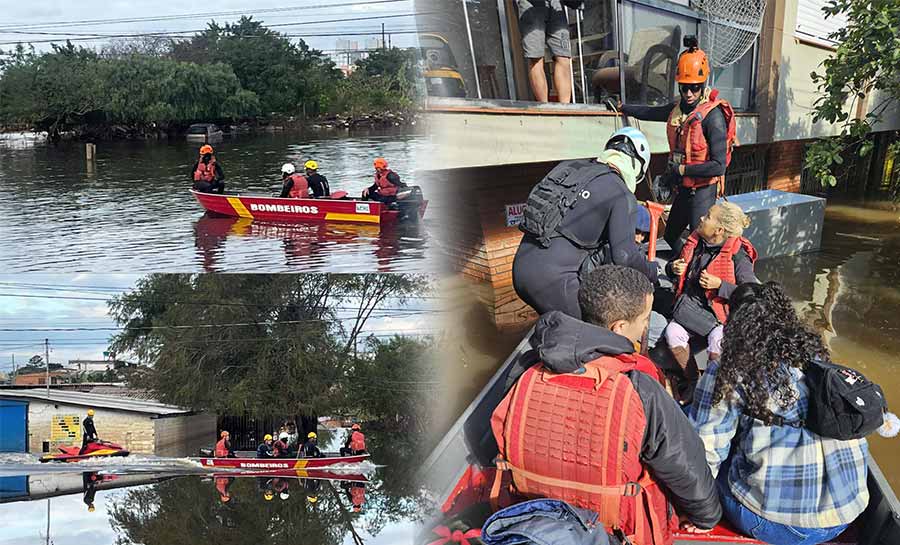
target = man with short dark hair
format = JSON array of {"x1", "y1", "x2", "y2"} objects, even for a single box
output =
[{"x1": 492, "y1": 265, "x2": 721, "y2": 544}]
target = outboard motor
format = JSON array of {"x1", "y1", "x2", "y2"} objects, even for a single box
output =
[{"x1": 395, "y1": 186, "x2": 425, "y2": 223}]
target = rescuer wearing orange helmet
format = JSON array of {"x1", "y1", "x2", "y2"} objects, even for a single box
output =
[
  {"x1": 621, "y1": 36, "x2": 736, "y2": 254},
  {"x1": 190, "y1": 144, "x2": 226, "y2": 194},
  {"x1": 362, "y1": 157, "x2": 404, "y2": 204}
]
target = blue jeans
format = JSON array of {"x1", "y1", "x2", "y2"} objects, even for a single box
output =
[{"x1": 717, "y1": 475, "x2": 848, "y2": 545}]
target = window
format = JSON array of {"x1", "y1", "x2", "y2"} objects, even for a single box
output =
[
  {"x1": 569, "y1": 0, "x2": 617, "y2": 104},
  {"x1": 620, "y1": 2, "x2": 696, "y2": 105}
]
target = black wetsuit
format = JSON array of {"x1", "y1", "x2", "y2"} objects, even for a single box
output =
[
  {"x1": 256, "y1": 442, "x2": 274, "y2": 458},
  {"x1": 190, "y1": 159, "x2": 226, "y2": 194},
  {"x1": 80, "y1": 416, "x2": 98, "y2": 454},
  {"x1": 622, "y1": 98, "x2": 727, "y2": 252},
  {"x1": 512, "y1": 164, "x2": 659, "y2": 320},
  {"x1": 300, "y1": 439, "x2": 323, "y2": 458},
  {"x1": 307, "y1": 173, "x2": 331, "y2": 198}
]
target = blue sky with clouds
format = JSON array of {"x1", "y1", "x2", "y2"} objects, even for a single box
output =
[{"x1": 0, "y1": 0, "x2": 418, "y2": 55}]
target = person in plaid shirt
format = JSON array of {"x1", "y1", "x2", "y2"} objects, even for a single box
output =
[{"x1": 689, "y1": 282, "x2": 869, "y2": 545}]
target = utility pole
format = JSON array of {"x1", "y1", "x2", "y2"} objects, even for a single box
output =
[
  {"x1": 381, "y1": 23, "x2": 386, "y2": 49},
  {"x1": 388, "y1": 34, "x2": 391, "y2": 49},
  {"x1": 45, "y1": 338, "x2": 50, "y2": 398},
  {"x1": 11, "y1": 354, "x2": 15, "y2": 379}
]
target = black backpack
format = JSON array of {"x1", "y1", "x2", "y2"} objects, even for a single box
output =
[
  {"x1": 768, "y1": 360, "x2": 886, "y2": 440},
  {"x1": 520, "y1": 160, "x2": 612, "y2": 249}
]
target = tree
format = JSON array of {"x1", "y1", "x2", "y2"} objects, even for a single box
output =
[
  {"x1": 106, "y1": 274, "x2": 431, "y2": 428},
  {"x1": 807, "y1": 0, "x2": 900, "y2": 195}
]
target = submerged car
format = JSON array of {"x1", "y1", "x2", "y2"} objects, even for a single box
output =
[{"x1": 186, "y1": 123, "x2": 224, "y2": 144}]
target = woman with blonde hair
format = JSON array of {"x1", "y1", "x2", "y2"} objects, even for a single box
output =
[{"x1": 664, "y1": 201, "x2": 758, "y2": 401}]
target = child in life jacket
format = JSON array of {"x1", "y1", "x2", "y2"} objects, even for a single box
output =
[{"x1": 664, "y1": 201, "x2": 758, "y2": 403}]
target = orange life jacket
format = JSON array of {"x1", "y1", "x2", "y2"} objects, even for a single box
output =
[
  {"x1": 288, "y1": 173, "x2": 310, "y2": 198},
  {"x1": 350, "y1": 431, "x2": 366, "y2": 452},
  {"x1": 194, "y1": 157, "x2": 217, "y2": 183},
  {"x1": 666, "y1": 94, "x2": 735, "y2": 193},
  {"x1": 674, "y1": 232, "x2": 758, "y2": 324},
  {"x1": 215, "y1": 438, "x2": 229, "y2": 458},
  {"x1": 490, "y1": 354, "x2": 677, "y2": 545},
  {"x1": 374, "y1": 169, "x2": 399, "y2": 197},
  {"x1": 350, "y1": 485, "x2": 365, "y2": 507}
]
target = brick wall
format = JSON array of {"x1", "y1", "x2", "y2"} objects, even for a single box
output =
[
  {"x1": 154, "y1": 413, "x2": 217, "y2": 457},
  {"x1": 27, "y1": 402, "x2": 155, "y2": 454},
  {"x1": 766, "y1": 140, "x2": 810, "y2": 192}
]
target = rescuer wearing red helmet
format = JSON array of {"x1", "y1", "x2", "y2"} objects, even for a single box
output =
[{"x1": 620, "y1": 36, "x2": 736, "y2": 254}]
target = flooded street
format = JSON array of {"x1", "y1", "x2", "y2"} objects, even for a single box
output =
[
  {"x1": 0, "y1": 428, "x2": 425, "y2": 544},
  {"x1": 0, "y1": 128, "x2": 436, "y2": 273},
  {"x1": 434, "y1": 201, "x2": 900, "y2": 492}
]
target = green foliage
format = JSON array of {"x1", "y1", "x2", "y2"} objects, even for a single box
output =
[
  {"x1": 106, "y1": 274, "x2": 431, "y2": 426},
  {"x1": 0, "y1": 20, "x2": 418, "y2": 131},
  {"x1": 807, "y1": 0, "x2": 900, "y2": 190}
]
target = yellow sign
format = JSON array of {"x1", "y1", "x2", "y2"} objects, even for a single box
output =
[{"x1": 51, "y1": 415, "x2": 80, "y2": 441}]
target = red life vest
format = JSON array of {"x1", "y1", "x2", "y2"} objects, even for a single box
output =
[
  {"x1": 215, "y1": 438, "x2": 229, "y2": 458},
  {"x1": 288, "y1": 173, "x2": 310, "y2": 198},
  {"x1": 490, "y1": 354, "x2": 676, "y2": 545},
  {"x1": 194, "y1": 157, "x2": 217, "y2": 183},
  {"x1": 675, "y1": 232, "x2": 758, "y2": 324},
  {"x1": 350, "y1": 431, "x2": 366, "y2": 452},
  {"x1": 374, "y1": 169, "x2": 399, "y2": 197},
  {"x1": 665, "y1": 93, "x2": 736, "y2": 193}
]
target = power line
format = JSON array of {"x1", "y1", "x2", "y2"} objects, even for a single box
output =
[{"x1": 0, "y1": 1, "x2": 413, "y2": 31}]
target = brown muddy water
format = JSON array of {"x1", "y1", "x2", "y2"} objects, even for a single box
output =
[{"x1": 434, "y1": 201, "x2": 900, "y2": 492}]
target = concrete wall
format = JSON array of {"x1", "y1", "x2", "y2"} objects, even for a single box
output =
[
  {"x1": 27, "y1": 401, "x2": 155, "y2": 454},
  {"x1": 154, "y1": 413, "x2": 216, "y2": 457}
]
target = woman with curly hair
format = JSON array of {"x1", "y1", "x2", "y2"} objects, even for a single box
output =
[{"x1": 690, "y1": 282, "x2": 869, "y2": 545}]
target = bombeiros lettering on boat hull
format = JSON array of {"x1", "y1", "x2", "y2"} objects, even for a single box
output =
[{"x1": 248, "y1": 203, "x2": 320, "y2": 214}]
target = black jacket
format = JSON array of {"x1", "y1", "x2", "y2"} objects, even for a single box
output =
[
  {"x1": 622, "y1": 98, "x2": 728, "y2": 179},
  {"x1": 507, "y1": 312, "x2": 722, "y2": 529},
  {"x1": 82, "y1": 416, "x2": 97, "y2": 439},
  {"x1": 300, "y1": 440, "x2": 323, "y2": 458},
  {"x1": 307, "y1": 173, "x2": 330, "y2": 197}
]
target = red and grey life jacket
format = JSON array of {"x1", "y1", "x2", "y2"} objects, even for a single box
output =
[
  {"x1": 288, "y1": 173, "x2": 310, "y2": 198},
  {"x1": 675, "y1": 232, "x2": 757, "y2": 323},
  {"x1": 374, "y1": 169, "x2": 399, "y2": 196},
  {"x1": 194, "y1": 157, "x2": 217, "y2": 182},
  {"x1": 666, "y1": 93, "x2": 736, "y2": 194},
  {"x1": 350, "y1": 431, "x2": 366, "y2": 452},
  {"x1": 490, "y1": 354, "x2": 677, "y2": 545}
]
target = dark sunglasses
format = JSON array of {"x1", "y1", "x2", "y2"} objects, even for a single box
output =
[{"x1": 679, "y1": 83, "x2": 703, "y2": 94}]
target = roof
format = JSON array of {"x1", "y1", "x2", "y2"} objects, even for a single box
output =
[{"x1": 0, "y1": 389, "x2": 192, "y2": 416}]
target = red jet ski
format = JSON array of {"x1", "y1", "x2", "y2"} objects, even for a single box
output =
[{"x1": 40, "y1": 440, "x2": 130, "y2": 463}]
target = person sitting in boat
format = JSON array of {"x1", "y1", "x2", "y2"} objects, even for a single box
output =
[
  {"x1": 256, "y1": 434, "x2": 275, "y2": 458},
  {"x1": 340, "y1": 423, "x2": 366, "y2": 456},
  {"x1": 304, "y1": 160, "x2": 331, "y2": 198},
  {"x1": 191, "y1": 144, "x2": 226, "y2": 194},
  {"x1": 362, "y1": 157, "x2": 403, "y2": 204},
  {"x1": 79, "y1": 408, "x2": 99, "y2": 455},
  {"x1": 664, "y1": 201, "x2": 757, "y2": 403},
  {"x1": 272, "y1": 432, "x2": 291, "y2": 458},
  {"x1": 690, "y1": 282, "x2": 869, "y2": 545},
  {"x1": 512, "y1": 128, "x2": 659, "y2": 321},
  {"x1": 491, "y1": 265, "x2": 721, "y2": 544},
  {"x1": 215, "y1": 430, "x2": 235, "y2": 458},
  {"x1": 300, "y1": 431, "x2": 324, "y2": 458},
  {"x1": 278, "y1": 163, "x2": 310, "y2": 199}
]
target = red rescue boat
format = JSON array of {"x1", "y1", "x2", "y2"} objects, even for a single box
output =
[
  {"x1": 194, "y1": 452, "x2": 370, "y2": 470},
  {"x1": 190, "y1": 188, "x2": 427, "y2": 226}
]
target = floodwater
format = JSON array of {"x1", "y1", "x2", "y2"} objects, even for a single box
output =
[
  {"x1": 0, "y1": 128, "x2": 436, "y2": 273},
  {"x1": 0, "y1": 429, "x2": 427, "y2": 545},
  {"x1": 434, "y1": 201, "x2": 900, "y2": 492}
]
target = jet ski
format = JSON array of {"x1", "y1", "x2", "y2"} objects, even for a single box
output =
[{"x1": 40, "y1": 439, "x2": 130, "y2": 463}]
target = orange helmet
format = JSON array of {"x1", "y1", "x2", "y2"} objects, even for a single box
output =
[
  {"x1": 220, "y1": 430, "x2": 229, "y2": 438},
  {"x1": 675, "y1": 37, "x2": 709, "y2": 84},
  {"x1": 373, "y1": 157, "x2": 388, "y2": 169},
  {"x1": 200, "y1": 144, "x2": 214, "y2": 155}
]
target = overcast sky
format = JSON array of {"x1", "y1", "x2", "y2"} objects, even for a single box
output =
[
  {"x1": 0, "y1": 273, "x2": 435, "y2": 375},
  {"x1": 0, "y1": 0, "x2": 418, "y2": 56}
]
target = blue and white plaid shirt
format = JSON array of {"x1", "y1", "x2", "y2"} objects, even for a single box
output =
[{"x1": 690, "y1": 361, "x2": 869, "y2": 528}]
